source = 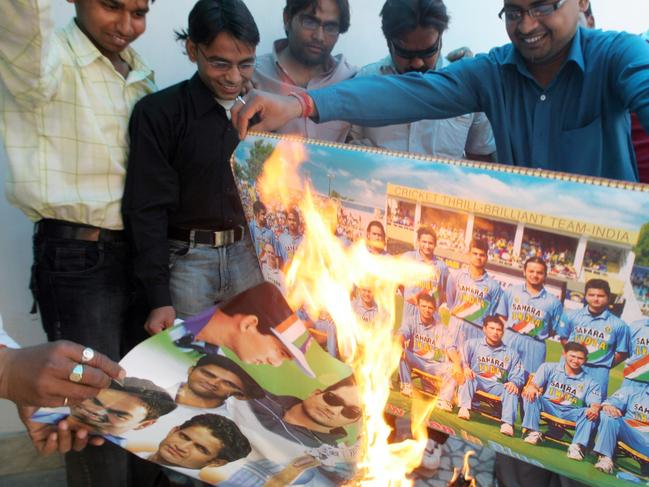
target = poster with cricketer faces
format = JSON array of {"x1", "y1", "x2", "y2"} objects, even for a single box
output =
[{"x1": 232, "y1": 132, "x2": 649, "y2": 487}]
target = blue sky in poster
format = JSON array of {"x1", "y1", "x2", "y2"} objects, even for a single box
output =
[{"x1": 235, "y1": 135, "x2": 649, "y2": 231}]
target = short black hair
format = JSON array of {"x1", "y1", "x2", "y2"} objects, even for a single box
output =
[
  {"x1": 219, "y1": 281, "x2": 293, "y2": 337},
  {"x1": 323, "y1": 373, "x2": 356, "y2": 393},
  {"x1": 194, "y1": 354, "x2": 264, "y2": 399},
  {"x1": 366, "y1": 220, "x2": 385, "y2": 237},
  {"x1": 380, "y1": 0, "x2": 449, "y2": 42},
  {"x1": 252, "y1": 200, "x2": 267, "y2": 215},
  {"x1": 284, "y1": 0, "x2": 351, "y2": 34},
  {"x1": 482, "y1": 315, "x2": 504, "y2": 330},
  {"x1": 417, "y1": 225, "x2": 437, "y2": 243},
  {"x1": 175, "y1": 0, "x2": 260, "y2": 47},
  {"x1": 585, "y1": 278, "x2": 611, "y2": 298},
  {"x1": 470, "y1": 238, "x2": 489, "y2": 253},
  {"x1": 524, "y1": 256, "x2": 547, "y2": 275},
  {"x1": 177, "y1": 414, "x2": 251, "y2": 462},
  {"x1": 109, "y1": 377, "x2": 177, "y2": 421},
  {"x1": 564, "y1": 341, "x2": 589, "y2": 358}
]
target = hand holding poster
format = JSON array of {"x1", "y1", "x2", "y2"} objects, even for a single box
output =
[{"x1": 33, "y1": 133, "x2": 649, "y2": 486}]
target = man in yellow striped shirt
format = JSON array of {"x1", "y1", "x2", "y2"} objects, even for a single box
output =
[{"x1": 0, "y1": 1, "x2": 158, "y2": 485}]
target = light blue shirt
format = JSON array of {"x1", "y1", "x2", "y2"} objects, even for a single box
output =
[
  {"x1": 532, "y1": 362, "x2": 601, "y2": 408},
  {"x1": 624, "y1": 319, "x2": 649, "y2": 383},
  {"x1": 311, "y1": 27, "x2": 649, "y2": 181},
  {"x1": 558, "y1": 308, "x2": 630, "y2": 368},
  {"x1": 278, "y1": 231, "x2": 303, "y2": 263},
  {"x1": 497, "y1": 284, "x2": 563, "y2": 341},
  {"x1": 446, "y1": 269, "x2": 502, "y2": 327},
  {"x1": 605, "y1": 383, "x2": 649, "y2": 423},
  {"x1": 462, "y1": 338, "x2": 525, "y2": 387},
  {"x1": 401, "y1": 250, "x2": 449, "y2": 307},
  {"x1": 398, "y1": 313, "x2": 460, "y2": 360}
]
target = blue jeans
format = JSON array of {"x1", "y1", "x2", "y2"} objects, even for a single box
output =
[
  {"x1": 168, "y1": 236, "x2": 263, "y2": 318},
  {"x1": 31, "y1": 231, "x2": 159, "y2": 487}
]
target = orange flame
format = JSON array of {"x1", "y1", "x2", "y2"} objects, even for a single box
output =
[
  {"x1": 448, "y1": 450, "x2": 477, "y2": 487},
  {"x1": 256, "y1": 141, "x2": 438, "y2": 485}
]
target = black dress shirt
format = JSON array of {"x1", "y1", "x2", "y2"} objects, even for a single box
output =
[{"x1": 122, "y1": 73, "x2": 245, "y2": 309}]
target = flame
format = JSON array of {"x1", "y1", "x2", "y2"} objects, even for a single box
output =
[
  {"x1": 448, "y1": 450, "x2": 477, "y2": 487},
  {"x1": 256, "y1": 141, "x2": 438, "y2": 485}
]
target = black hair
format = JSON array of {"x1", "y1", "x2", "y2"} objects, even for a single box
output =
[
  {"x1": 482, "y1": 315, "x2": 504, "y2": 329},
  {"x1": 524, "y1": 256, "x2": 548, "y2": 275},
  {"x1": 284, "y1": 0, "x2": 351, "y2": 34},
  {"x1": 470, "y1": 237, "x2": 489, "y2": 253},
  {"x1": 109, "y1": 377, "x2": 177, "y2": 421},
  {"x1": 380, "y1": 0, "x2": 449, "y2": 42},
  {"x1": 323, "y1": 373, "x2": 356, "y2": 393},
  {"x1": 175, "y1": 0, "x2": 260, "y2": 47},
  {"x1": 219, "y1": 281, "x2": 293, "y2": 337},
  {"x1": 417, "y1": 293, "x2": 436, "y2": 307},
  {"x1": 585, "y1": 278, "x2": 611, "y2": 298},
  {"x1": 417, "y1": 225, "x2": 437, "y2": 243},
  {"x1": 194, "y1": 355, "x2": 264, "y2": 399},
  {"x1": 366, "y1": 220, "x2": 386, "y2": 237},
  {"x1": 564, "y1": 341, "x2": 589, "y2": 358},
  {"x1": 177, "y1": 413, "x2": 251, "y2": 462},
  {"x1": 252, "y1": 200, "x2": 267, "y2": 215}
]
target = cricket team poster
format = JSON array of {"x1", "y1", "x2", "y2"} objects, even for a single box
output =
[{"x1": 34, "y1": 133, "x2": 649, "y2": 486}]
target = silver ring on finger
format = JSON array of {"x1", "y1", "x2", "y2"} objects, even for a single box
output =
[
  {"x1": 69, "y1": 363, "x2": 84, "y2": 383},
  {"x1": 81, "y1": 347, "x2": 95, "y2": 363}
]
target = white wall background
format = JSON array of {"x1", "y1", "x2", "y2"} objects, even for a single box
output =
[{"x1": 0, "y1": 0, "x2": 647, "y2": 433}]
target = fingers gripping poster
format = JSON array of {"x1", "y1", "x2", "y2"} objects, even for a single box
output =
[{"x1": 35, "y1": 133, "x2": 649, "y2": 486}]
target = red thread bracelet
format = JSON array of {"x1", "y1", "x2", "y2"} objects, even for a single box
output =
[{"x1": 288, "y1": 91, "x2": 315, "y2": 119}]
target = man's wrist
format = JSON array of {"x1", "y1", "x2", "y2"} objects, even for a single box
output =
[{"x1": 0, "y1": 347, "x2": 16, "y2": 400}]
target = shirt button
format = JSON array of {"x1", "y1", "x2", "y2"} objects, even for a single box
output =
[{"x1": 540, "y1": 94, "x2": 547, "y2": 101}]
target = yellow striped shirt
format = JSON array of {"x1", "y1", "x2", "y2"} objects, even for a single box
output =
[{"x1": 0, "y1": 0, "x2": 156, "y2": 229}]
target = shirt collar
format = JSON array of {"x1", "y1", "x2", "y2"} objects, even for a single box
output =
[
  {"x1": 188, "y1": 73, "x2": 227, "y2": 119},
  {"x1": 523, "y1": 283, "x2": 547, "y2": 298},
  {"x1": 64, "y1": 19, "x2": 153, "y2": 84},
  {"x1": 502, "y1": 26, "x2": 585, "y2": 75},
  {"x1": 482, "y1": 337, "x2": 505, "y2": 351},
  {"x1": 562, "y1": 363, "x2": 585, "y2": 380}
]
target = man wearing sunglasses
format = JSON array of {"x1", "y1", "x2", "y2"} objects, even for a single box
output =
[
  {"x1": 249, "y1": 374, "x2": 361, "y2": 448},
  {"x1": 350, "y1": 0, "x2": 496, "y2": 162},
  {"x1": 234, "y1": 0, "x2": 649, "y2": 183},
  {"x1": 253, "y1": 0, "x2": 357, "y2": 142},
  {"x1": 123, "y1": 0, "x2": 264, "y2": 337}
]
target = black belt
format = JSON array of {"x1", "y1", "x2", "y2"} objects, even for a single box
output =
[
  {"x1": 35, "y1": 219, "x2": 125, "y2": 242},
  {"x1": 168, "y1": 226, "x2": 245, "y2": 247}
]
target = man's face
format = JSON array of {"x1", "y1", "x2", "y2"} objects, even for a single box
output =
[
  {"x1": 284, "y1": 0, "x2": 341, "y2": 67},
  {"x1": 564, "y1": 350, "x2": 587, "y2": 372},
  {"x1": 359, "y1": 287, "x2": 374, "y2": 308},
  {"x1": 484, "y1": 321, "x2": 504, "y2": 345},
  {"x1": 187, "y1": 31, "x2": 256, "y2": 100},
  {"x1": 418, "y1": 234, "x2": 436, "y2": 259},
  {"x1": 390, "y1": 25, "x2": 442, "y2": 74},
  {"x1": 287, "y1": 212, "x2": 300, "y2": 233},
  {"x1": 157, "y1": 425, "x2": 224, "y2": 469},
  {"x1": 69, "y1": 388, "x2": 150, "y2": 436},
  {"x1": 524, "y1": 262, "x2": 546, "y2": 287},
  {"x1": 469, "y1": 247, "x2": 488, "y2": 269},
  {"x1": 70, "y1": 0, "x2": 149, "y2": 59},
  {"x1": 503, "y1": 0, "x2": 583, "y2": 66},
  {"x1": 231, "y1": 315, "x2": 292, "y2": 366},
  {"x1": 418, "y1": 299, "x2": 436, "y2": 323},
  {"x1": 255, "y1": 208, "x2": 267, "y2": 227},
  {"x1": 585, "y1": 287, "x2": 609, "y2": 314},
  {"x1": 301, "y1": 384, "x2": 362, "y2": 430},
  {"x1": 187, "y1": 364, "x2": 246, "y2": 401},
  {"x1": 366, "y1": 224, "x2": 385, "y2": 253}
]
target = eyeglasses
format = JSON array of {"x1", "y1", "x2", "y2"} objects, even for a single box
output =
[
  {"x1": 390, "y1": 37, "x2": 441, "y2": 60},
  {"x1": 322, "y1": 391, "x2": 362, "y2": 420},
  {"x1": 498, "y1": 0, "x2": 567, "y2": 22},
  {"x1": 196, "y1": 45, "x2": 256, "y2": 73},
  {"x1": 299, "y1": 14, "x2": 340, "y2": 36}
]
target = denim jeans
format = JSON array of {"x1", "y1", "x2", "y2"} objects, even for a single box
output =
[
  {"x1": 31, "y1": 231, "x2": 158, "y2": 487},
  {"x1": 168, "y1": 236, "x2": 264, "y2": 318}
]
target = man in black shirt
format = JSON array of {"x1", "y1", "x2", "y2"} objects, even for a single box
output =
[{"x1": 123, "y1": 0, "x2": 263, "y2": 335}]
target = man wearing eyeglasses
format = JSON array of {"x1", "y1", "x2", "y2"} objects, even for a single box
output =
[
  {"x1": 123, "y1": 0, "x2": 263, "y2": 337},
  {"x1": 252, "y1": 0, "x2": 357, "y2": 142},
  {"x1": 234, "y1": 0, "x2": 649, "y2": 183},
  {"x1": 350, "y1": 0, "x2": 496, "y2": 162}
]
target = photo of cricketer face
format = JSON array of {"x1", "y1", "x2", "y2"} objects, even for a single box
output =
[
  {"x1": 173, "y1": 354, "x2": 264, "y2": 409},
  {"x1": 146, "y1": 413, "x2": 251, "y2": 470},
  {"x1": 171, "y1": 282, "x2": 315, "y2": 378}
]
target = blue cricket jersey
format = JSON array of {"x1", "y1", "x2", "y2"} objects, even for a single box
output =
[
  {"x1": 624, "y1": 319, "x2": 649, "y2": 384},
  {"x1": 532, "y1": 362, "x2": 601, "y2": 408},
  {"x1": 398, "y1": 312, "x2": 460, "y2": 361},
  {"x1": 497, "y1": 284, "x2": 562, "y2": 340},
  {"x1": 401, "y1": 250, "x2": 449, "y2": 306},
  {"x1": 446, "y1": 269, "x2": 502, "y2": 327},
  {"x1": 462, "y1": 338, "x2": 525, "y2": 387}
]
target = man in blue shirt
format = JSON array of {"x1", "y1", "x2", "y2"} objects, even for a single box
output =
[
  {"x1": 457, "y1": 315, "x2": 525, "y2": 437},
  {"x1": 592, "y1": 382, "x2": 649, "y2": 475},
  {"x1": 233, "y1": 0, "x2": 649, "y2": 182},
  {"x1": 249, "y1": 200, "x2": 279, "y2": 258},
  {"x1": 521, "y1": 341, "x2": 602, "y2": 462},
  {"x1": 623, "y1": 318, "x2": 649, "y2": 386},
  {"x1": 278, "y1": 207, "x2": 304, "y2": 265},
  {"x1": 446, "y1": 238, "x2": 503, "y2": 344},
  {"x1": 497, "y1": 256, "x2": 563, "y2": 378},
  {"x1": 558, "y1": 279, "x2": 630, "y2": 397}
]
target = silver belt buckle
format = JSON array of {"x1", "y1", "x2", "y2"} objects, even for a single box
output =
[{"x1": 213, "y1": 229, "x2": 235, "y2": 247}]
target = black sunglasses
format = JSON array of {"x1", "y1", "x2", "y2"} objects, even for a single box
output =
[
  {"x1": 390, "y1": 37, "x2": 441, "y2": 60},
  {"x1": 322, "y1": 391, "x2": 362, "y2": 420}
]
